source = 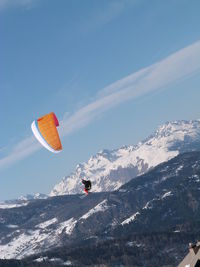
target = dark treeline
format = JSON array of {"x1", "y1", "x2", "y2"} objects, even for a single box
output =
[{"x1": 1, "y1": 230, "x2": 199, "y2": 267}]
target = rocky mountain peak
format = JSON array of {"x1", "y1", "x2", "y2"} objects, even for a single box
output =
[{"x1": 50, "y1": 119, "x2": 200, "y2": 196}]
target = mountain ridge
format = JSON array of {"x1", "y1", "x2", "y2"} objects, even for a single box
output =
[
  {"x1": 1, "y1": 151, "x2": 200, "y2": 263},
  {"x1": 50, "y1": 119, "x2": 200, "y2": 196}
]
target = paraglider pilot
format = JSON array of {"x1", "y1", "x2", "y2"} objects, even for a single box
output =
[{"x1": 82, "y1": 179, "x2": 92, "y2": 195}]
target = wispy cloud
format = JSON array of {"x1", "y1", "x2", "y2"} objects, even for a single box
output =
[
  {"x1": 60, "y1": 40, "x2": 200, "y2": 136},
  {"x1": 0, "y1": 0, "x2": 38, "y2": 11},
  {"x1": 0, "y1": 137, "x2": 40, "y2": 169},
  {"x1": 1, "y1": 40, "x2": 200, "y2": 170}
]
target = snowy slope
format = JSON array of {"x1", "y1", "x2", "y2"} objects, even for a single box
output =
[
  {"x1": 50, "y1": 120, "x2": 200, "y2": 196},
  {"x1": 1, "y1": 151, "x2": 200, "y2": 260},
  {"x1": 0, "y1": 217, "x2": 77, "y2": 259}
]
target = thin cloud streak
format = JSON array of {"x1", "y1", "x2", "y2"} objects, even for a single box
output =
[
  {"x1": 0, "y1": 40, "x2": 200, "y2": 170},
  {"x1": 0, "y1": 137, "x2": 40, "y2": 169},
  {"x1": 60, "y1": 40, "x2": 200, "y2": 136}
]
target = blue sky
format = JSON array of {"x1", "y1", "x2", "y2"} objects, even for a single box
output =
[{"x1": 1, "y1": 0, "x2": 200, "y2": 200}]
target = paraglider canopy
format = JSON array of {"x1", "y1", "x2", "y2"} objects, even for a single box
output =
[{"x1": 31, "y1": 112, "x2": 62, "y2": 153}]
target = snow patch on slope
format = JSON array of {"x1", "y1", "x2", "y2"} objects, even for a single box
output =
[
  {"x1": 162, "y1": 191, "x2": 173, "y2": 199},
  {"x1": 121, "y1": 212, "x2": 140, "y2": 225},
  {"x1": 0, "y1": 217, "x2": 77, "y2": 259},
  {"x1": 36, "y1": 218, "x2": 58, "y2": 229},
  {"x1": 6, "y1": 224, "x2": 18, "y2": 229},
  {"x1": 80, "y1": 200, "x2": 109, "y2": 220},
  {"x1": 0, "y1": 202, "x2": 28, "y2": 209},
  {"x1": 0, "y1": 230, "x2": 49, "y2": 259},
  {"x1": 56, "y1": 218, "x2": 77, "y2": 235}
]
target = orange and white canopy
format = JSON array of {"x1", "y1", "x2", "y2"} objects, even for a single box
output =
[{"x1": 31, "y1": 112, "x2": 62, "y2": 153}]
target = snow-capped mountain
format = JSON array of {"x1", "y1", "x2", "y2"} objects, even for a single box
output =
[
  {"x1": 0, "y1": 193, "x2": 48, "y2": 209},
  {"x1": 50, "y1": 120, "x2": 200, "y2": 196},
  {"x1": 18, "y1": 193, "x2": 48, "y2": 201}
]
